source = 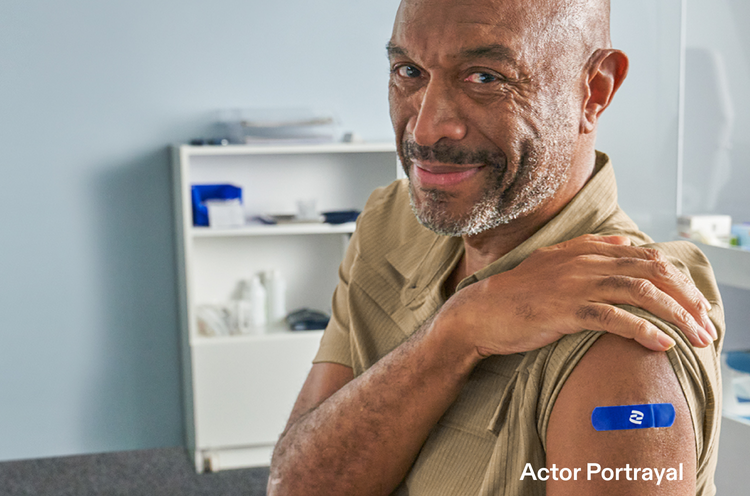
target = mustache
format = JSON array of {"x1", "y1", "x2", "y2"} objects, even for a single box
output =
[{"x1": 402, "y1": 140, "x2": 505, "y2": 167}]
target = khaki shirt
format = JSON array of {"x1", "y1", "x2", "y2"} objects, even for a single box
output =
[{"x1": 314, "y1": 152, "x2": 724, "y2": 495}]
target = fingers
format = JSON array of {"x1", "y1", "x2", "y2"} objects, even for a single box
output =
[
  {"x1": 522, "y1": 235, "x2": 716, "y2": 352},
  {"x1": 554, "y1": 234, "x2": 632, "y2": 250},
  {"x1": 575, "y1": 304, "x2": 676, "y2": 352},
  {"x1": 574, "y1": 242, "x2": 711, "y2": 310},
  {"x1": 592, "y1": 235, "x2": 632, "y2": 246},
  {"x1": 594, "y1": 275, "x2": 712, "y2": 348},
  {"x1": 602, "y1": 258, "x2": 714, "y2": 337},
  {"x1": 548, "y1": 236, "x2": 715, "y2": 345}
]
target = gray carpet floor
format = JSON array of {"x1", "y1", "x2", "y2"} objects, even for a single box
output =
[{"x1": 0, "y1": 447, "x2": 269, "y2": 495}]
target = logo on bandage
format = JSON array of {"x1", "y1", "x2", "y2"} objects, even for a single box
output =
[
  {"x1": 591, "y1": 403, "x2": 675, "y2": 431},
  {"x1": 629, "y1": 410, "x2": 644, "y2": 425}
]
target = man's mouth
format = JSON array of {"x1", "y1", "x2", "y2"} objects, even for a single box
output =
[{"x1": 412, "y1": 162, "x2": 485, "y2": 188}]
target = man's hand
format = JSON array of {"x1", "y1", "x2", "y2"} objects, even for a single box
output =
[{"x1": 436, "y1": 235, "x2": 715, "y2": 358}]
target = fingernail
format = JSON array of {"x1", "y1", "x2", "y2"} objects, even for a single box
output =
[
  {"x1": 658, "y1": 333, "x2": 676, "y2": 350},
  {"x1": 706, "y1": 319, "x2": 718, "y2": 340},
  {"x1": 703, "y1": 300, "x2": 712, "y2": 312}
]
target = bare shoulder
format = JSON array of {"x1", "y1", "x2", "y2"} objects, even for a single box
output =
[{"x1": 546, "y1": 333, "x2": 696, "y2": 495}]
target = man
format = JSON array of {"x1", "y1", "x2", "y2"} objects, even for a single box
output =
[{"x1": 268, "y1": 0, "x2": 723, "y2": 494}]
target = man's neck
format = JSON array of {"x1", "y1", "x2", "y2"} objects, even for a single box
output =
[
  {"x1": 444, "y1": 213, "x2": 558, "y2": 296},
  {"x1": 462, "y1": 220, "x2": 546, "y2": 274}
]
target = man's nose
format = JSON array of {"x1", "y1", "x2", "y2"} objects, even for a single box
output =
[{"x1": 410, "y1": 80, "x2": 467, "y2": 146}]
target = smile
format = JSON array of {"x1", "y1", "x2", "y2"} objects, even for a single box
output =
[{"x1": 412, "y1": 162, "x2": 485, "y2": 188}]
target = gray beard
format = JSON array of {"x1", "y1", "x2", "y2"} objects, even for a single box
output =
[
  {"x1": 408, "y1": 158, "x2": 568, "y2": 237},
  {"x1": 408, "y1": 182, "x2": 511, "y2": 237}
]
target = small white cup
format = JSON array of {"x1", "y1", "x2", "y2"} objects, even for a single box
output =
[{"x1": 296, "y1": 198, "x2": 318, "y2": 221}]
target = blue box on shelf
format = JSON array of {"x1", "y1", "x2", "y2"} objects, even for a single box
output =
[
  {"x1": 191, "y1": 184, "x2": 242, "y2": 226},
  {"x1": 322, "y1": 210, "x2": 360, "y2": 225}
]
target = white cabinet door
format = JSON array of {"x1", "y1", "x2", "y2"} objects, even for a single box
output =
[{"x1": 192, "y1": 332, "x2": 323, "y2": 449}]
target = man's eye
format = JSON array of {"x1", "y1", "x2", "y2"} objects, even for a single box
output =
[
  {"x1": 395, "y1": 65, "x2": 422, "y2": 78},
  {"x1": 464, "y1": 72, "x2": 499, "y2": 84}
]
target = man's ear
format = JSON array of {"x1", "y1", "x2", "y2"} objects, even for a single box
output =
[{"x1": 580, "y1": 49, "x2": 629, "y2": 134}]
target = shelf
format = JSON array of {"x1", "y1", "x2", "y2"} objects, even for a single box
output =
[
  {"x1": 685, "y1": 240, "x2": 750, "y2": 291},
  {"x1": 191, "y1": 329, "x2": 324, "y2": 347},
  {"x1": 179, "y1": 142, "x2": 396, "y2": 156},
  {"x1": 191, "y1": 222, "x2": 356, "y2": 238}
]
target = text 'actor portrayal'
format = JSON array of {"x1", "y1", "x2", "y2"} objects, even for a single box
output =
[{"x1": 268, "y1": 0, "x2": 724, "y2": 495}]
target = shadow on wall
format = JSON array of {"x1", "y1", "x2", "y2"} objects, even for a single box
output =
[
  {"x1": 682, "y1": 47, "x2": 734, "y2": 216},
  {"x1": 719, "y1": 282, "x2": 750, "y2": 351},
  {"x1": 683, "y1": 46, "x2": 750, "y2": 222},
  {"x1": 717, "y1": 141, "x2": 750, "y2": 220},
  {"x1": 82, "y1": 148, "x2": 183, "y2": 451},
  {"x1": 727, "y1": 0, "x2": 750, "y2": 63}
]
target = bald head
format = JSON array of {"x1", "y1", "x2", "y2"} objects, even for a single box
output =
[{"x1": 532, "y1": 0, "x2": 612, "y2": 69}]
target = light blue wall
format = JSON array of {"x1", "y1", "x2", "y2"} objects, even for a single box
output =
[{"x1": 0, "y1": 0, "x2": 399, "y2": 461}]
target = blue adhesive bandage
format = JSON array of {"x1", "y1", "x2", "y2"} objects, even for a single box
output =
[{"x1": 591, "y1": 403, "x2": 675, "y2": 431}]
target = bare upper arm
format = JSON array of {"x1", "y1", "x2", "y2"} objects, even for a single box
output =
[
  {"x1": 283, "y1": 362, "x2": 354, "y2": 431},
  {"x1": 546, "y1": 333, "x2": 696, "y2": 495}
]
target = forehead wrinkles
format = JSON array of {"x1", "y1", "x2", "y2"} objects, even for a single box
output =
[
  {"x1": 392, "y1": 0, "x2": 566, "y2": 70},
  {"x1": 392, "y1": 4, "x2": 534, "y2": 70}
]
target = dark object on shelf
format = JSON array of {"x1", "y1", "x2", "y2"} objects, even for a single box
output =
[
  {"x1": 323, "y1": 210, "x2": 361, "y2": 224},
  {"x1": 254, "y1": 214, "x2": 325, "y2": 225},
  {"x1": 191, "y1": 184, "x2": 242, "y2": 226},
  {"x1": 255, "y1": 214, "x2": 290, "y2": 225},
  {"x1": 286, "y1": 308, "x2": 330, "y2": 331},
  {"x1": 190, "y1": 138, "x2": 230, "y2": 146}
]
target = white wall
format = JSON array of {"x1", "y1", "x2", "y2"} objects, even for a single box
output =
[
  {"x1": 681, "y1": 0, "x2": 750, "y2": 355},
  {"x1": 599, "y1": 0, "x2": 682, "y2": 242},
  {"x1": 683, "y1": 0, "x2": 750, "y2": 223}
]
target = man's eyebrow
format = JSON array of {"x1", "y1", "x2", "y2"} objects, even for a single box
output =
[
  {"x1": 459, "y1": 44, "x2": 517, "y2": 62},
  {"x1": 385, "y1": 42, "x2": 517, "y2": 64},
  {"x1": 386, "y1": 41, "x2": 408, "y2": 58}
]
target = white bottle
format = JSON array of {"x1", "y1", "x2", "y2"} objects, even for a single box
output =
[
  {"x1": 250, "y1": 275, "x2": 268, "y2": 332},
  {"x1": 266, "y1": 269, "x2": 287, "y2": 326},
  {"x1": 235, "y1": 280, "x2": 254, "y2": 335}
]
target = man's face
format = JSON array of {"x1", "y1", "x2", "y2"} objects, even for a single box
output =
[{"x1": 388, "y1": 0, "x2": 585, "y2": 236}]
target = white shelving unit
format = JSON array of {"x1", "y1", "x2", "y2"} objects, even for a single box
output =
[
  {"x1": 685, "y1": 240, "x2": 750, "y2": 291},
  {"x1": 192, "y1": 222, "x2": 356, "y2": 238},
  {"x1": 172, "y1": 142, "x2": 398, "y2": 472}
]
